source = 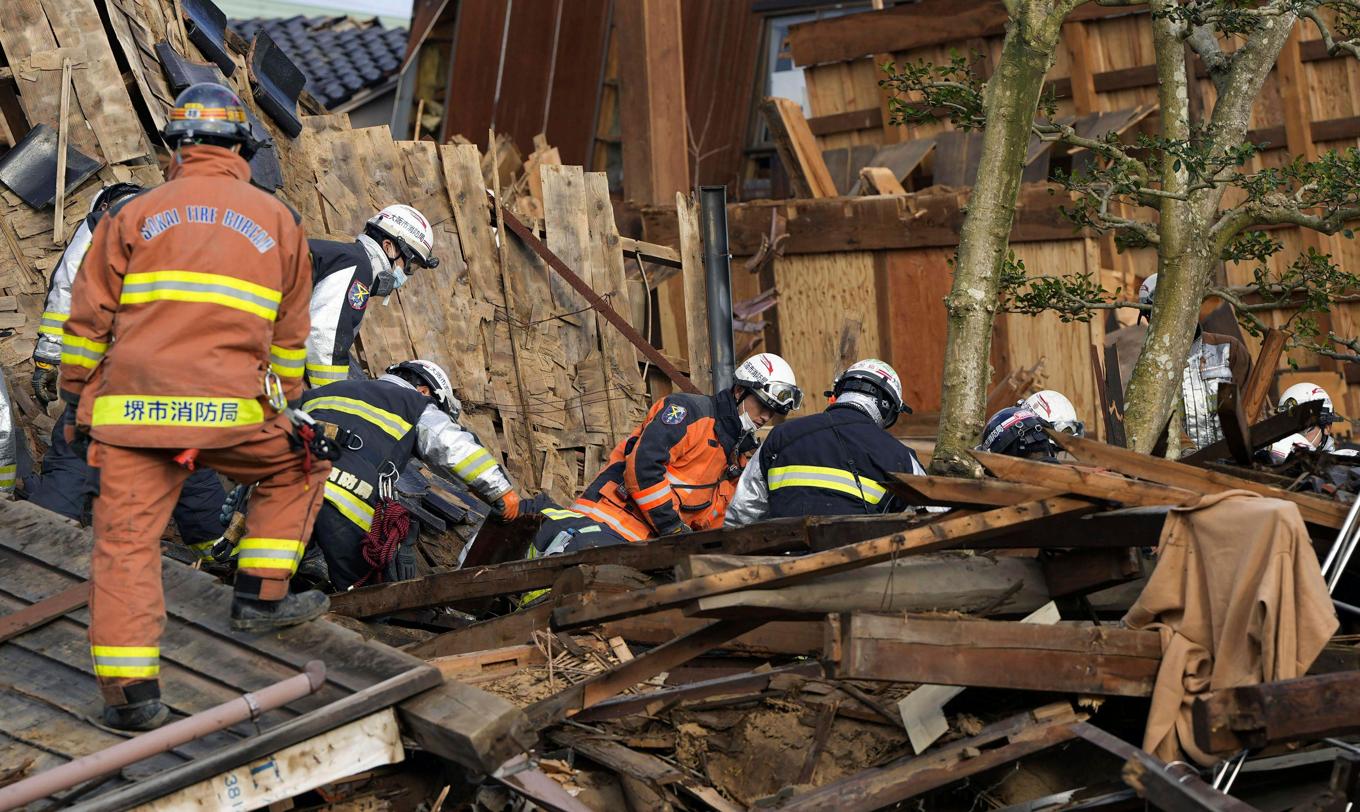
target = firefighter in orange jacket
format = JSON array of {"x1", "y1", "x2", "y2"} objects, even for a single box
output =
[
  {"x1": 531, "y1": 354, "x2": 802, "y2": 555},
  {"x1": 60, "y1": 84, "x2": 329, "y2": 731}
]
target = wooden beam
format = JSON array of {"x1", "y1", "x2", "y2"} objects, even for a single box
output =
[
  {"x1": 616, "y1": 0, "x2": 688, "y2": 206},
  {"x1": 641, "y1": 184, "x2": 1081, "y2": 256},
  {"x1": 971, "y1": 452, "x2": 1200, "y2": 508},
  {"x1": 526, "y1": 618, "x2": 766, "y2": 727},
  {"x1": 760, "y1": 96, "x2": 838, "y2": 198},
  {"x1": 550, "y1": 498, "x2": 1095, "y2": 630},
  {"x1": 1216, "y1": 381, "x2": 1252, "y2": 465},
  {"x1": 1180, "y1": 399, "x2": 1323, "y2": 467},
  {"x1": 1072, "y1": 722, "x2": 1265, "y2": 812},
  {"x1": 676, "y1": 191, "x2": 711, "y2": 391},
  {"x1": 599, "y1": 610, "x2": 824, "y2": 658},
  {"x1": 833, "y1": 613, "x2": 1161, "y2": 697},
  {"x1": 887, "y1": 473, "x2": 1058, "y2": 508},
  {"x1": 809, "y1": 106, "x2": 884, "y2": 137},
  {"x1": 1191, "y1": 672, "x2": 1360, "y2": 754},
  {"x1": 858, "y1": 166, "x2": 907, "y2": 196},
  {"x1": 575, "y1": 662, "x2": 823, "y2": 722},
  {"x1": 773, "y1": 705, "x2": 1084, "y2": 812},
  {"x1": 1048, "y1": 431, "x2": 1348, "y2": 529},
  {"x1": 1243, "y1": 328, "x2": 1287, "y2": 423},
  {"x1": 330, "y1": 520, "x2": 809, "y2": 618},
  {"x1": 0, "y1": 582, "x2": 88, "y2": 644},
  {"x1": 620, "y1": 236, "x2": 682, "y2": 269}
]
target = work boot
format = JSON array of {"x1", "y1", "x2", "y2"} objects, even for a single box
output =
[
  {"x1": 230, "y1": 590, "x2": 330, "y2": 633},
  {"x1": 103, "y1": 699, "x2": 170, "y2": 732},
  {"x1": 293, "y1": 544, "x2": 330, "y2": 591}
]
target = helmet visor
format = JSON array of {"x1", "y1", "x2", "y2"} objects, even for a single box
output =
[
  {"x1": 756, "y1": 381, "x2": 803, "y2": 414},
  {"x1": 1052, "y1": 419, "x2": 1085, "y2": 436}
]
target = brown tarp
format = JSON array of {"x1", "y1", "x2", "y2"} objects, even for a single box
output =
[{"x1": 1125, "y1": 490, "x2": 1337, "y2": 764}]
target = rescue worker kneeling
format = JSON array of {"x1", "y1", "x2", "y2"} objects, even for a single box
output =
[
  {"x1": 61, "y1": 83, "x2": 328, "y2": 731},
  {"x1": 531, "y1": 353, "x2": 802, "y2": 555},
  {"x1": 724, "y1": 359, "x2": 924, "y2": 527},
  {"x1": 302, "y1": 359, "x2": 522, "y2": 590}
]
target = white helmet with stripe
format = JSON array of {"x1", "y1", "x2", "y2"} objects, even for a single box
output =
[
  {"x1": 1021, "y1": 390, "x2": 1084, "y2": 436},
  {"x1": 387, "y1": 359, "x2": 461, "y2": 418},
  {"x1": 1278, "y1": 381, "x2": 1343, "y2": 425},
  {"x1": 366, "y1": 204, "x2": 438, "y2": 269},
  {"x1": 833, "y1": 358, "x2": 911, "y2": 427},
  {"x1": 734, "y1": 352, "x2": 802, "y2": 414}
]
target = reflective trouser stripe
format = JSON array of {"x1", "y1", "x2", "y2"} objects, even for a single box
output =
[
  {"x1": 767, "y1": 465, "x2": 887, "y2": 504},
  {"x1": 305, "y1": 364, "x2": 349, "y2": 386},
  {"x1": 186, "y1": 538, "x2": 218, "y2": 561},
  {"x1": 452, "y1": 447, "x2": 497, "y2": 482},
  {"x1": 569, "y1": 502, "x2": 646, "y2": 542},
  {"x1": 324, "y1": 481, "x2": 374, "y2": 531},
  {"x1": 633, "y1": 480, "x2": 673, "y2": 509},
  {"x1": 302, "y1": 396, "x2": 410, "y2": 439},
  {"x1": 120, "y1": 270, "x2": 281, "y2": 320},
  {"x1": 91, "y1": 645, "x2": 160, "y2": 679},
  {"x1": 236, "y1": 537, "x2": 305, "y2": 572}
]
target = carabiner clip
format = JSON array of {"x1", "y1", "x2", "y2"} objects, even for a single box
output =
[{"x1": 263, "y1": 370, "x2": 287, "y2": 413}]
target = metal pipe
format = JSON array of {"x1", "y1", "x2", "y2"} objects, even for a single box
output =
[
  {"x1": 698, "y1": 186, "x2": 735, "y2": 394},
  {"x1": 1321, "y1": 495, "x2": 1360, "y2": 575},
  {"x1": 0, "y1": 661, "x2": 326, "y2": 811}
]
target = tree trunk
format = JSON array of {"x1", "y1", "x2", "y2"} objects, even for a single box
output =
[
  {"x1": 930, "y1": 9, "x2": 1069, "y2": 476},
  {"x1": 1121, "y1": 6, "x2": 1299, "y2": 452}
]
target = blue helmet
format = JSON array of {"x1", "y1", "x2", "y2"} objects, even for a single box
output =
[
  {"x1": 979, "y1": 406, "x2": 1061, "y2": 462},
  {"x1": 162, "y1": 83, "x2": 259, "y2": 159}
]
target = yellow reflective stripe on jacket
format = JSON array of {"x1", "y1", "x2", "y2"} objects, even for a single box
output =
[
  {"x1": 570, "y1": 502, "x2": 646, "y2": 542},
  {"x1": 120, "y1": 270, "x2": 282, "y2": 321},
  {"x1": 324, "y1": 480, "x2": 375, "y2": 531},
  {"x1": 39, "y1": 311, "x2": 68, "y2": 337},
  {"x1": 452, "y1": 447, "x2": 497, "y2": 482},
  {"x1": 91, "y1": 645, "x2": 160, "y2": 679},
  {"x1": 767, "y1": 464, "x2": 887, "y2": 504},
  {"x1": 305, "y1": 364, "x2": 349, "y2": 386},
  {"x1": 61, "y1": 334, "x2": 109, "y2": 368},
  {"x1": 0, "y1": 464, "x2": 16, "y2": 489},
  {"x1": 541, "y1": 507, "x2": 587, "y2": 521},
  {"x1": 237, "y1": 537, "x2": 305, "y2": 572},
  {"x1": 269, "y1": 345, "x2": 306, "y2": 379},
  {"x1": 302, "y1": 396, "x2": 411, "y2": 439},
  {"x1": 92, "y1": 395, "x2": 264, "y2": 428}
]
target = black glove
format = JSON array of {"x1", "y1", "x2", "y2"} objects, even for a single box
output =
[
  {"x1": 219, "y1": 485, "x2": 249, "y2": 527},
  {"x1": 32, "y1": 362, "x2": 58, "y2": 405}
]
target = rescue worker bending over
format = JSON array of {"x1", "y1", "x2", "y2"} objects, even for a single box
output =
[
  {"x1": 724, "y1": 359, "x2": 924, "y2": 527},
  {"x1": 1020, "y1": 390, "x2": 1085, "y2": 437},
  {"x1": 979, "y1": 406, "x2": 1063, "y2": 461},
  {"x1": 306, "y1": 205, "x2": 437, "y2": 386},
  {"x1": 26, "y1": 182, "x2": 228, "y2": 555},
  {"x1": 302, "y1": 359, "x2": 522, "y2": 589},
  {"x1": 1265, "y1": 382, "x2": 1355, "y2": 463},
  {"x1": 61, "y1": 83, "x2": 328, "y2": 731},
  {"x1": 532, "y1": 353, "x2": 802, "y2": 555}
]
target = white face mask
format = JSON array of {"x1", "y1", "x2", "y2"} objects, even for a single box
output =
[{"x1": 739, "y1": 410, "x2": 758, "y2": 435}]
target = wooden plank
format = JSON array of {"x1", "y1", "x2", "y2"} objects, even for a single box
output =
[
  {"x1": 1216, "y1": 382, "x2": 1252, "y2": 464},
  {"x1": 330, "y1": 520, "x2": 810, "y2": 618},
  {"x1": 886, "y1": 473, "x2": 1058, "y2": 508},
  {"x1": 575, "y1": 662, "x2": 823, "y2": 722},
  {"x1": 859, "y1": 166, "x2": 906, "y2": 195},
  {"x1": 760, "y1": 96, "x2": 838, "y2": 198},
  {"x1": 549, "y1": 729, "x2": 685, "y2": 786},
  {"x1": 774, "y1": 706, "x2": 1083, "y2": 812},
  {"x1": 542, "y1": 164, "x2": 599, "y2": 383},
  {"x1": 53, "y1": 57, "x2": 71, "y2": 245},
  {"x1": 0, "y1": 581, "x2": 87, "y2": 644},
  {"x1": 0, "y1": 0, "x2": 97, "y2": 158},
  {"x1": 972, "y1": 451, "x2": 1199, "y2": 508},
  {"x1": 1048, "y1": 431, "x2": 1348, "y2": 529},
  {"x1": 616, "y1": 0, "x2": 688, "y2": 206},
  {"x1": 399, "y1": 680, "x2": 537, "y2": 775},
  {"x1": 526, "y1": 618, "x2": 766, "y2": 727},
  {"x1": 550, "y1": 498, "x2": 1095, "y2": 630},
  {"x1": 676, "y1": 191, "x2": 711, "y2": 391},
  {"x1": 1180, "y1": 399, "x2": 1323, "y2": 466},
  {"x1": 599, "y1": 610, "x2": 824, "y2": 658},
  {"x1": 837, "y1": 613, "x2": 1161, "y2": 697},
  {"x1": 1102, "y1": 342, "x2": 1128, "y2": 447},
  {"x1": 1243, "y1": 328, "x2": 1286, "y2": 422},
  {"x1": 585, "y1": 172, "x2": 647, "y2": 442},
  {"x1": 808, "y1": 106, "x2": 883, "y2": 137},
  {"x1": 1192, "y1": 671, "x2": 1360, "y2": 754},
  {"x1": 620, "y1": 237, "x2": 682, "y2": 270}
]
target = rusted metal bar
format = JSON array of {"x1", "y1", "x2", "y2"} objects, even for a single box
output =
[{"x1": 496, "y1": 197, "x2": 701, "y2": 395}]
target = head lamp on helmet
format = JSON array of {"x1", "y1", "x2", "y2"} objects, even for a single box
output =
[{"x1": 162, "y1": 83, "x2": 261, "y2": 159}]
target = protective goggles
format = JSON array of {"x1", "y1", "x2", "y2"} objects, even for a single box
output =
[
  {"x1": 1050, "y1": 419, "x2": 1085, "y2": 436},
  {"x1": 755, "y1": 381, "x2": 804, "y2": 415}
]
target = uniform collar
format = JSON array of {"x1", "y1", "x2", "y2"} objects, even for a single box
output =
[
  {"x1": 713, "y1": 388, "x2": 744, "y2": 451},
  {"x1": 357, "y1": 233, "x2": 392, "y2": 277},
  {"x1": 828, "y1": 401, "x2": 878, "y2": 423},
  {"x1": 166, "y1": 145, "x2": 251, "y2": 182}
]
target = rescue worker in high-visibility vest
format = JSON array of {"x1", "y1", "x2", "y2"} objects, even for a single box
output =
[
  {"x1": 26, "y1": 182, "x2": 228, "y2": 554},
  {"x1": 301, "y1": 359, "x2": 522, "y2": 589},
  {"x1": 60, "y1": 83, "x2": 328, "y2": 731},
  {"x1": 530, "y1": 353, "x2": 802, "y2": 555},
  {"x1": 724, "y1": 359, "x2": 925, "y2": 527},
  {"x1": 305, "y1": 205, "x2": 437, "y2": 387}
]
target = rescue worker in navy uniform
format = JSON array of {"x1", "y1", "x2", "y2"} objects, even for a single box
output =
[
  {"x1": 301, "y1": 359, "x2": 522, "y2": 589},
  {"x1": 724, "y1": 359, "x2": 925, "y2": 527},
  {"x1": 978, "y1": 405, "x2": 1064, "y2": 461},
  {"x1": 25, "y1": 182, "x2": 228, "y2": 556},
  {"x1": 305, "y1": 204, "x2": 437, "y2": 387},
  {"x1": 531, "y1": 353, "x2": 802, "y2": 556}
]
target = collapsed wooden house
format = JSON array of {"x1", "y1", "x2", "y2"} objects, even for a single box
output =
[{"x1": 0, "y1": 0, "x2": 1357, "y2": 809}]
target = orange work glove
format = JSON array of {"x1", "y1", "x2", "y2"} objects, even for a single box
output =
[{"x1": 491, "y1": 490, "x2": 521, "y2": 521}]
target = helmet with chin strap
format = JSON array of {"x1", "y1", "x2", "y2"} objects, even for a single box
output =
[
  {"x1": 387, "y1": 359, "x2": 461, "y2": 418},
  {"x1": 366, "y1": 204, "x2": 438, "y2": 270},
  {"x1": 1279, "y1": 381, "x2": 1345, "y2": 426},
  {"x1": 979, "y1": 407, "x2": 1061, "y2": 462},
  {"x1": 828, "y1": 358, "x2": 911, "y2": 428},
  {"x1": 733, "y1": 353, "x2": 802, "y2": 415},
  {"x1": 162, "y1": 83, "x2": 260, "y2": 159},
  {"x1": 1021, "y1": 390, "x2": 1084, "y2": 437}
]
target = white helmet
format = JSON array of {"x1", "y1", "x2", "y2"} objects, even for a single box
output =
[
  {"x1": 832, "y1": 358, "x2": 910, "y2": 428},
  {"x1": 733, "y1": 353, "x2": 802, "y2": 414},
  {"x1": 1021, "y1": 390, "x2": 1084, "y2": 436},
  {"x1": 1137, "y1": 274, "x2": 1157, "y2": 306},
  {"x1": 1278, "y1": 381, "x2": 1343, "y2": 426},
  {"x1": 366, "y1": 204, "x2": 438, "y2": 269},
  {"x1": 387, "y1": 359, "x2": 461, "y2": 418}
]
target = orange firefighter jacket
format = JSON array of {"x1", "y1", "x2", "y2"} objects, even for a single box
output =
[
  {"x1": 59, "y1": 146, "x2": 312, "y2": 449},
  {"x1": 570, "y1": 389, "x2": 750, "y2": 541}
]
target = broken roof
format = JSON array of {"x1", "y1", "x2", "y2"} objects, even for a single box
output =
[{"x1": 228, "y1": 16, "x2": 406, "y2": 110}]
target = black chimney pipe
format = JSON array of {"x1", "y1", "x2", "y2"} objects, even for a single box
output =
[{"x1": 699, "y1": 185, "x2": 735, "y2": 393}]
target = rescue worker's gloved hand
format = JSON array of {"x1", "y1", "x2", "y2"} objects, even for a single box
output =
[
  {"x1": 656, "y1": 519, "x2": 689, "y2": 537},
  {"x1": 32, "y1": 362, "x2": 58, "y2": 404},
  {"x1": 489, "y1": 490, "x2": 521, "y2": 521}
]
